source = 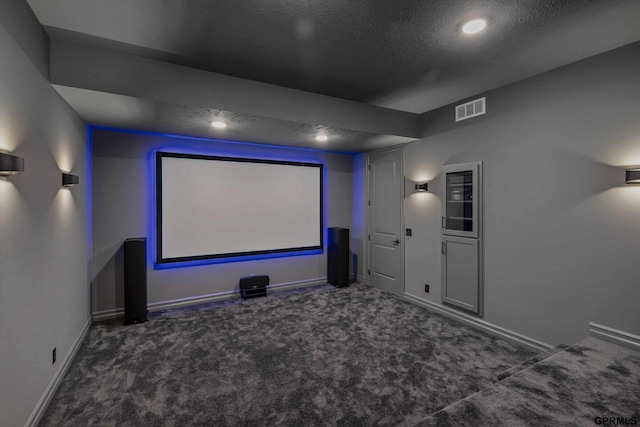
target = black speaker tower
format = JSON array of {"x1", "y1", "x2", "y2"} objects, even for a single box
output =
[
  {"x1": 328, "y1": 227, "x2": 349, "y2": 287},
  {"x1": 124, "y1": 238, "x2": 148, "y2": 325}
]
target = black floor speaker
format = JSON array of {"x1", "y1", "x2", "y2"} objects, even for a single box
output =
[
  {"x1": 123, "y1": 238, "x2": 148, "y2": 325},
  {"x1": 239, "y1": 275, "x2": 269, "y2": 300},
  {"x1": 328, "y1": 227, "x2": 349, "y2": 287}
]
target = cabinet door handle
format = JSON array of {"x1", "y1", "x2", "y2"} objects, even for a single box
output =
[
  {"x1": 442, "y1": 216, "x2": 446, "y2": 228},
  {"x1": 442, "y1": 242, "x2": 446, "y2": 255},
  {"x1": 393, "y1": 239, "x2": 400, "y2": 246}
]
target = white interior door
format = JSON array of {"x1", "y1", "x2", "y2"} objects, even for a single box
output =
[{"x1": 368, "y1": 148, "x2": 403, "y2": 297}]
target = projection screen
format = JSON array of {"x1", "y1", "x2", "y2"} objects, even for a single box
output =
[{"x1": 156, "y1": 152, "x2": 323, "y2": 264}]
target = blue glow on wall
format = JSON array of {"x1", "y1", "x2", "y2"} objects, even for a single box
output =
[{"x1": 95, "y1": 125, "x2": 331, "y2": 269}]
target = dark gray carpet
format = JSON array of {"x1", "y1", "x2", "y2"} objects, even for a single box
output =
[
  {"x1": 425, "y1": 337, "x2": 640, "y2": 426},
  {"x1": 40, "y1": 285, "x2": 536, "y2": 426},
  {"x1": 496, "y1": 344, "x2": 569, "y2": 381}
]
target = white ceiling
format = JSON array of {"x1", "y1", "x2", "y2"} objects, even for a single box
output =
[{"x1": 27, "y1": 0, "x2": 640, "y2": 152}]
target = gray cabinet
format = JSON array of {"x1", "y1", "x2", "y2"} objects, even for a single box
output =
[
  {"x1": 441, "y1": 161, "x2": 483, "y2": 316},
  {"x1": 442, "y1": 236, "x2": 482, "y2": 315}
]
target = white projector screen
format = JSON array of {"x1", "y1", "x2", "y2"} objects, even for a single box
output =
[{"x1": 156, "y1": 152, "x2": 323, "y2": 264}]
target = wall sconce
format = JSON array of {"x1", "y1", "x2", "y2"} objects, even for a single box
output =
[
  {"x1": 626, "y1": 168, "x2": 640, "y2": 184},
  {"x1": 414, "y1": 182, "x2": 429, "y2": 192},
  {"x1": 0, "y1": 152, "x2": 25, "y2": 176},
  {"x1": 62, "y1": 173, "x2": 79, "y2": 187}
]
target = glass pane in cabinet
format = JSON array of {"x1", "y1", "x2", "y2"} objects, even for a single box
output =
[{"x1": 446, "y1": 171, "x2": 473, "y2": 232}]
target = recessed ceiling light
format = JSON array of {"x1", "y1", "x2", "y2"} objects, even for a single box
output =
[
  {"x1": 211, "y1": 121, "x2": 227, "y2": 129},
  {"x1": 462, "y1": 19, "x2": 487, "y2": 34},
  {"x1": 315, "y1": 134, "x2": 328, "y2": 142}
]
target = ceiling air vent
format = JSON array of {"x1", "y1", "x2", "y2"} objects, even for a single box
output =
[{"x1": 455, "y1": 97, "x2": 486, "y2": 122}]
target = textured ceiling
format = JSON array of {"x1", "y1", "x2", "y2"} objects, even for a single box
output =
[
  {"x1": 54, "y1": 85, "x2": 412, "y2": 152},
  {"x1": 26, "y1": 0, "x2": 640, "y2": 151}
]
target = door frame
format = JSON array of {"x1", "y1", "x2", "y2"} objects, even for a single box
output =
[{"x1": 365, "y1": 145, "x2": 405, "y2": 296}]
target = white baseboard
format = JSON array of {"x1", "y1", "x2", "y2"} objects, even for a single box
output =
[
  {"x1": 25, "y1": 317, "x2": 92, "y2": 427},
  {"x1": 403, "y1": 293, "x2": 552, "y2": 353},
  {"x1": 91, "y1": 308, "x2": 124, "y2": 322},
  {"x1": 589, "y1": 322, "x2": 640, "y2": 351},
  {"x1": 269, "y1": 277, "x2": 328, "y2": 293},
  {"x1": 92, "y1": 277, "x2": 328, "y2": 321}
]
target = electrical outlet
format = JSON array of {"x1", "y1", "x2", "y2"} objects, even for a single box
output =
[
  {"x1": 52, "y1": 347, "x2": 56, "y2": 364},
  {"x1": 406, "y1": 228, "x2": 412, "y2": 236},
  {"x1": 425, "y1": 284, "x2": 430, "y2": 293}
]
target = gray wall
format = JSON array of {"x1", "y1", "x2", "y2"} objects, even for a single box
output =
[
  {"x1": 352, "y1": 153, "x2": 368, "y2": 281},
  {"x1": 0, "y1": 2, "x2": 89, "y2": 426},
  {"x1": 403, "y1": 42, "x2": 640, "y2": 346},
  {"x1": 91, "y1": 130, "x2": 354, "y2": 314}
]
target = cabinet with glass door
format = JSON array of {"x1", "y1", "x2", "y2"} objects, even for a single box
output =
[
  {"x1": 442, "y1": 162, "x2": 481, "y2": 239},
  {"x1": 441, "y1": 161, "x2": 483, "y2": 316}
]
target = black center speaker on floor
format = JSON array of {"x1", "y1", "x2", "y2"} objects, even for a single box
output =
[
  {"x1": 239, "y1": 275, "x2": 269, "y2": 299},
  {"x1": 124, "y1": 238, "x2": 148, "y2": 325},
  {"x1": 328, "y1": 227, "x2": 349, "y2": 288}
]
